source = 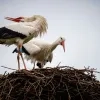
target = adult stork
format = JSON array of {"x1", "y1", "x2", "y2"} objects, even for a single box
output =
[
  {"x1": 13, "y1": 37, "x2": 65, "y2": 68},
  {"x1": 0, "y1": 15, "x2": 48, "y2": 70}
]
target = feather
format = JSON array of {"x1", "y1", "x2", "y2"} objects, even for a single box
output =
[
  {"x1": 0, "y1": 15, "x2": 48, "y2": 46},
  {"x1": 0, "y1": 27, "x2": 26, "y2": 39},
  {"x1": 23, "y1": 42, "x2": 41, "y2": 55}
]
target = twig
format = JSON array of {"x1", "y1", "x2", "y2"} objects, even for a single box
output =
[
  {"x1": 56, "y1": 62, "x2": 61, "y2": 67},
  {"x1": 0, "y1": 66, "x2": 100, "y2": 100},
  {"x1": 1, "y1": 66, "x2": 17, "y2": 71}
]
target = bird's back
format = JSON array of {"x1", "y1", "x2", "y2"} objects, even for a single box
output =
[{"x1": 29, "y1": 38, "x2": 51, "y2": 48}]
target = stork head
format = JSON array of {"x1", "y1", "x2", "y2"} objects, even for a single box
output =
[
  {"x1": 5, "y1": 16, "x2": 25, "y2": 22},
  {"x1": 57, "y1": 37, "x2": 66, "y2": 52}
]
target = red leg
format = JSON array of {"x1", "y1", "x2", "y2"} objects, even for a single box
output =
[
  {"x1": 20, "y1": 53, "x2": 27, "y2": 70},
  {"x1": 18, "y1": 44, "x2": 27, "y2": 70},
  {"x1": 17, "y1": 44, "x2": 27, "y2": 70}
]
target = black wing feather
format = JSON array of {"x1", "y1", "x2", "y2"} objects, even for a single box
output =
[{"x1": 0, "y1": 27, "x2": 27, "y2": 39}]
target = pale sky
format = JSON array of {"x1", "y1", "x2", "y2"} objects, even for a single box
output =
[{"x1": 0, "y1": 0, "x2": 100, "y2": 79}]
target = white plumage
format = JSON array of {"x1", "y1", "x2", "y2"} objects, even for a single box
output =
[
  {"x1": 26, "y1": 52, "x2": 53, "y2": 68},
  {"x1": 3, "y1": 15, "x2": 48, "y2": 44},
  {"x1": 13, "y1": 37, "x2": 66, "y2": 68},
  {"x1": 0, "y1": 15, "x2": 48, "y2": 70},
  {"x1": 5, "y1": 23, "x2": 35, "y2": 36}
]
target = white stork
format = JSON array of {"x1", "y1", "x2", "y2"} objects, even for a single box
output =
[
  {"x1": 0, "y1": 15, "x2": 48, "y2": 70},
  {"x1": 12, "y1": 37, "x2": 65, "y2": 68}
]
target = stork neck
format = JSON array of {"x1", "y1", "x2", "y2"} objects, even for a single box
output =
[{"x1": 50, "y1": 40, "x2": 59, "y2": 52}]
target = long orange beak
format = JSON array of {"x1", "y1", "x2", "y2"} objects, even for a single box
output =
[
  {"x1": 60, "y1": 41, "x2": 65, "y2": 52},
  {"x1": 5, "y1": 17, "x2": 24, "y2": 22}
]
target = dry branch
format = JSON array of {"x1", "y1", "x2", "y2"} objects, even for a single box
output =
[{"x1": 0, "y1": 66, "x2": 100, "y2": 100}]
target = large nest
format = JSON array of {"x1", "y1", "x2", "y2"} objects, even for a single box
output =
[{"x1": 0, "y1": 66, "x2": 100, "y2": 100}]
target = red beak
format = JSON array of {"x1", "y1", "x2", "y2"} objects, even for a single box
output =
[
  {"x1": 60, "y1": 41, "x2": 65, "y2": 52},
  {"x1": 5, "y1": 17, "x2": 24, "y2": 22}
]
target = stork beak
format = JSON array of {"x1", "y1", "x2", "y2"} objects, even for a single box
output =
[
  {"x1": 60, "y1": 41, "x2": 65, "y2": 52},
  {"x1": 5, "y1": 17, "x2": 24, "y2": 22}
]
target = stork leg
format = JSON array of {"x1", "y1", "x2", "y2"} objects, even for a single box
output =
[
  {"x1": 33, "y1": 62, "x2": 35, "y2": 69},
  {"x1": 32, "y1": 61, "x2": 36, "y2": 69},
  {"x1": 41, "y1": 63, "x2": 44, "y2": 68},
  {"x1": 17, "y1": 53, "x2": 20, "y2": 70},
  {"x1": 17, "y1": 44, "x2": 27, "y2": 70},
  {"x1": 20, "y1": 53, "x2": 27, "y2": 70}
]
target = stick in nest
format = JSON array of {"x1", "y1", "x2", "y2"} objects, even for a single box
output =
[{"x1": 1, "y1": 66, "x2": 17, "y2": 71}]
